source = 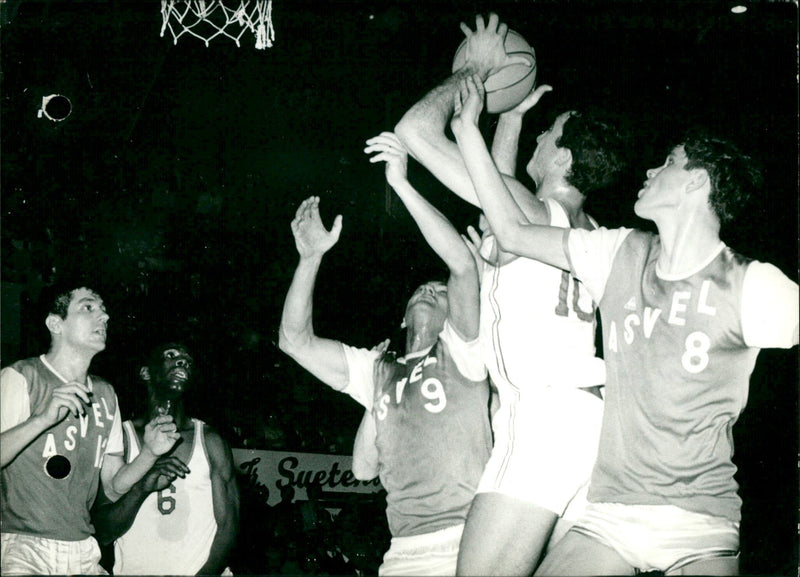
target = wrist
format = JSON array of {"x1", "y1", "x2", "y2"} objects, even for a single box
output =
[
  {"x1": 455, "y1": 62, "x2": 490, "y2": 82},
  {"x1": 138, "y1": 444, "x2": 159, "y2": 462}
]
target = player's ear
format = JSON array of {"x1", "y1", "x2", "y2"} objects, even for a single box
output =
[
  {"x1": 556, "y1": 147, "x2": 572, "y2": 169},
  {"x1": 139, "y1": 366, "x2": 151, "y2": 382},
  {"x1": 686, "y1": 167, "x2": 709, "y2": 194},
  {"x1": 45, "y1": 314, "x2": 62, "y2": 335}
]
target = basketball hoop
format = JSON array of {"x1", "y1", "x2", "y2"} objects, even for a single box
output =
[{"x1": 160, "y1": 0, "x2": 275, "y2": 49}]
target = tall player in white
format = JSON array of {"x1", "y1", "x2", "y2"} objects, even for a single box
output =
[
  {"x1": 450, "y1": 71, "x2": 798, "y2": 576},
  {"x1": 395, "y1": 13, "x2": 628, "y2": 575}
]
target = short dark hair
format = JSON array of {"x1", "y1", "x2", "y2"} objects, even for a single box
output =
[
  {"x1": 41, "y1": 281, "x2": 100, "y2": 319},
  {"x1": 680, "y1": 128, "x2": 762, "y2": 226},
  {"x1": 557, "y1": 110, "x2": 628, "y2": 196}
]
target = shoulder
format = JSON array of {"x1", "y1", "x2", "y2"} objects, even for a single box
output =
[
  {"x1": 88, "y1": 375, "x2": 116, "y2": 398},
  {"x1": 202, "y1": 423, "x2": 235, "y2": 468}
]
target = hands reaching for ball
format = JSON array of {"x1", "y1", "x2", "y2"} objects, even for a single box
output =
[
  {"x1": 364, "y1": 132, "x2": 409, "y2": 191},
  {"x1": 459, "y1": 13, "x2": 531, "y2": 80},
  {"x1": 451, "y1": 74, "x2": 486, "y2": 137}
]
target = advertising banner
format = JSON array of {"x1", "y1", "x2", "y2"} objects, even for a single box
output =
[{"x1": 233, "y1": 448, "x2": 383, "y2": 506}]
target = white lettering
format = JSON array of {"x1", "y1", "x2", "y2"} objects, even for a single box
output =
[
  {"x1": 409, "y1": 361, "x2": 424, "y2": 384},
  {"x1": 423, "y1": 356, "x2": 437, "y2": 367},
  {"x1": 64, "y1": 425, "x2": 77, "y2": 450},
  {"x1": 668, "y1": 291, "x2": 690, "y2": 326},
  {"x1": 698, "y1": 280, "x2": 717, "y2": 316},
  {"x1": 92, "y1": 403, "x2": 104, "y2": 427},
  {"x1": 623, "y1": 314, "x2": 640, "y2": 345},
  {"x1": 395, "y1": 378, "x2": 407, "y2": 404},
  {"x1": 376, "y1": 394, "x2": 390, "y2": 421},
  {"x1": 421, "y1": 378, "x2": 446, "y2": 413},
  {"x1": 101, "y1": 397, "x2": 114, "y2": 420},
  {"x1": 79, "y1": 412, "x2": 89, "y2": 438},
  {"x1": 42, "y1": 433, "x2": 57, "y2": 458},
  {"x1": 94, "y1": 435, "x2": 108, "y2": 468},
  {"x1": 643, "y1": 307, "x2": 662, "y2": 338},
  {"x1": 682, "y1": 331, "x2": 711, "y2": 373}
]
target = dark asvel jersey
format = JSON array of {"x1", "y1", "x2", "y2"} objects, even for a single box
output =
[
  {"x1": 370, "y1": 338, "x2": 492, "y2": 537},
  {"x1": 1, "y1": 356, "x2": 120, "y2": 540}
]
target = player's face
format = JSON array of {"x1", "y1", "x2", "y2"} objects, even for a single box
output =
[
  {"x1": 404, "y1": 282, "x2": 449, "y2": 329},
  {"x1": 634, "y1": 145, "x2": 693, "y2": 220},
  {"x1": 526, "y1": 111, "x2": 571, "y2": 186},
  {"x1": 57, "y1": 288, "x2": 109, "y2": 353},
  {"x1": 152, "y1": 346, "x2": 194, "y2": 396}
]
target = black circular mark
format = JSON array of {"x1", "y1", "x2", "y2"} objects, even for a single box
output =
[
  {"x1": 43, "y1": 94, "x2": 71, "y2": 121},
  {"x1": 45, "y1": 454, "x2": 71, "y2": 479}
]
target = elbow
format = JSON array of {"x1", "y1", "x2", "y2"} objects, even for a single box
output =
[
  {"x1": 492, "y1": 228, "x2": 524, "y2": 256},
  {"x1": 394, "y1": 117, "x2": 423, "y2": 154},
  {"x1": 352, "y1": 465, "x2": 377, "y2": 482},
  {"x1": 278, "y1": 326, "x2": 301, "y2": 357}
]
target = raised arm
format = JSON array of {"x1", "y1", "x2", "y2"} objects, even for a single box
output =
[
  {"x1": 491, "y1": 85, "x2": 554, "y2": 176},
  {"x1": 278, "y1": 197, "x2": 351, "y2": 389},
  {"x1": 395, "y1": 13, "x2": 538, "y2": 215},
  {"x1": 451, "y1": 75, "x2": 569, "y2": 270},
  {"x1": 197, "y1": 428, "x2": 240, "y2": 575},
  {"x1": 365, "y1": 132, "x2": 479, "y2": 340}
]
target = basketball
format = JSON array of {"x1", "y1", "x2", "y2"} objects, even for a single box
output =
[{"x1": 451, "y1": 29, "x2": 537, "y2": 114}]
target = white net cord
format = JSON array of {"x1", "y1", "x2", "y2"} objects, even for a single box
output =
[{"x1": 160, "y1": 0, "x2": 275, "y2": 50}]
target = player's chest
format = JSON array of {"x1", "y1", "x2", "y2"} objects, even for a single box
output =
[{"x1": 373, "y1": 356, "x2": 451, "y2": 421}]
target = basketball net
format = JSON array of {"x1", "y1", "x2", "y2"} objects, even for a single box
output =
[{"x1": 160, "y1": 0, "x2": 275, "y2": 49}]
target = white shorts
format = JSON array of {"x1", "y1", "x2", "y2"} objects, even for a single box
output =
[
  {"x1": 379, "y1": 524, "x2": 463, "y2": 576},
  {"x1": 1, "y1": 532, "x2": 107, "y2": 575},
  {"x1": 477, "y1": 384, "x2": 603, "y2": 518},
  {"x1": 573, "y1": 502, "x2": 740, "y2": 573}
]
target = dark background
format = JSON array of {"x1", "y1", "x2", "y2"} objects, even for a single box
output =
[{"x1": 1, "y1": 0, "x2": 797, "y2": 573}]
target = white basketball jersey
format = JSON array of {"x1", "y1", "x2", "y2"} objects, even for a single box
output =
[
  {"x1": 479, "y1": 198, "x2": 605, "y2": 395},
  {"x1": 113, "y1": 419, "x2": 217, "y2": 575}
]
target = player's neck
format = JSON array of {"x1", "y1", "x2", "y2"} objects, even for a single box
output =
[
  {"x1": 405, "y1": 326, "x2": 438, "y2": 355},
  {"x1": 655, "y1": 212, "x2": 722, "y2": 276},
  {"x1": 537, "y1": 179, "x2": 585, "y2": 216},
  {"x1": 44, "y1": 347, "x2": 92, "y2": 383}
]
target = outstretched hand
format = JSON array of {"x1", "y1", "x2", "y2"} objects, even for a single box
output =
[
  {"x1": 503, "y1": 84, "x2": 553, "y2": 118},
  {"x1": 364, "y1": 132, "x2": 408, "y2": 190},
  {"x1": 459, "y1": 13, "x2": 532, "y2": 79},
  {"x1": 291, "y1": 196, "x2": 343, "y2": 259},
  {"x1": 451, "y1": 74, "x2": 486, "y2": 137}
]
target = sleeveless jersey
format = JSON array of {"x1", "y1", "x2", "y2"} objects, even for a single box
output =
[
  {"x1": 113, "y1": 418, "x2": 217, "y2": 575},
  {"x1": 343, "y1": 324, "x2": 492, "y2": 538},
  {"x1": 0, "y1": 356, "x2": 122, "y2": 541},
  {"x1": 568, "y1": 228, "x2": 798, "y2": 522},
  {"x1": 479, "y1": 198, "x2": 605, "y2": 397}
]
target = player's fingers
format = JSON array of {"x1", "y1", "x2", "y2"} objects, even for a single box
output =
[
  {"x1": 53, "y1": 391, "x2": 85, "y2": 416},
  {"x1": 295, "y1": 197, "x2": 311, "y2": 219},
  {"x1": 487, "y1": 13, "x2": 499, "y2": 32},
  {"x1": 60, "y1": 384, "x2": 91, "y2": 405},
  {"x1": 467, "y1": 225, "x2": 482, "y2": 245},
  {"x1": 507, "y1": 54, "x2": 532, "y2": 68},
  {"x1": 329, "y1": 215, "x2": 343, "y2": 241},
  {"x1": 497, "y1": 21, "x2": 508, "y2": 39},
  {"x1": 472, "y1": 74, "x2": 486, "y2": 100},
  {"x1": 475, "y1": 14, "x2": 485, "y2": 32},
  {"x1": 459, "y1": 21, "x2": 472, "y2": 38}
]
